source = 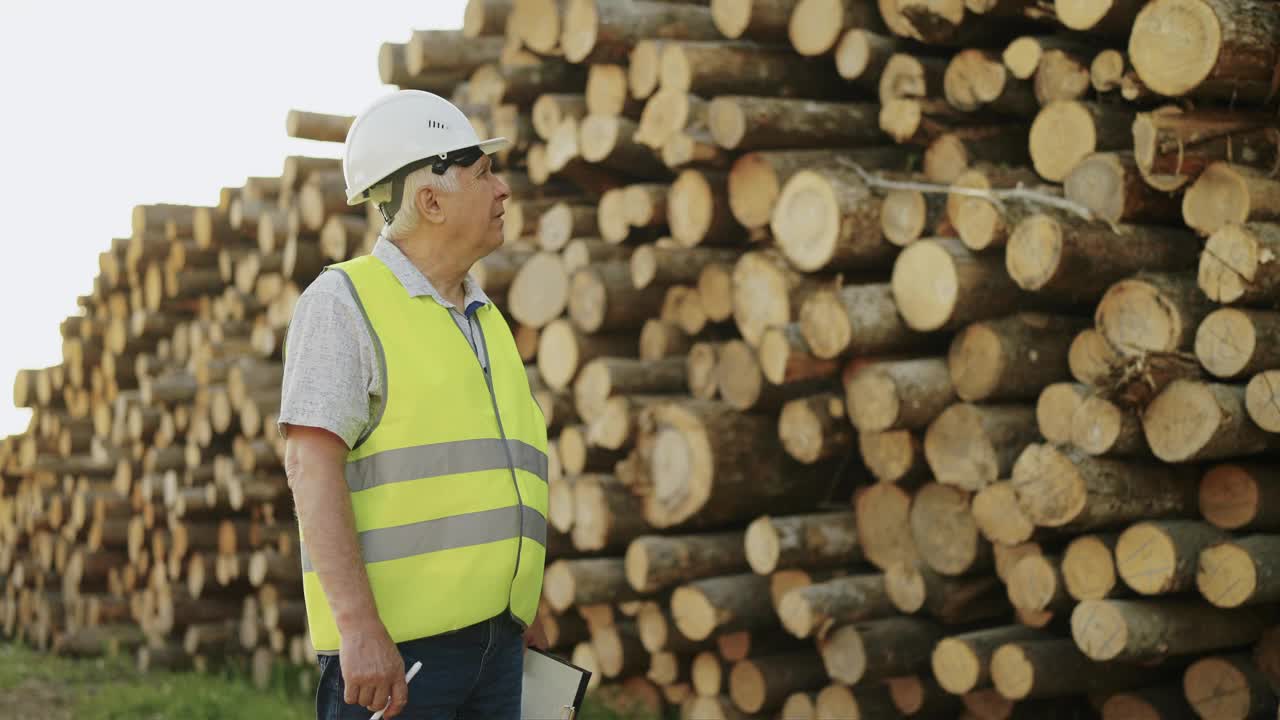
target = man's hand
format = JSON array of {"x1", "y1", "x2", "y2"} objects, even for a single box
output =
[
  {"x1": 523, "y1": 614, "x2": 549, "y2": 651},
  {"x1": 340, "y1": 617, "x2": 408, "y2": 717},
  {"x1": 284, "y1": 425, "x2": 404, "y2": 714}
]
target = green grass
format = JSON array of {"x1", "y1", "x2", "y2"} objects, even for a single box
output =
[
  {"x1": 0, "y1": 643, "x2": 664, "y2": 720},
  {"x1": 0, "y1": 643, "x2": 311, "y2": 720}
]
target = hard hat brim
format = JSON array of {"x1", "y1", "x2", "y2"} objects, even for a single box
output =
[{"x1": 346, "y1": 136, "x2": 512, "y2": 206}]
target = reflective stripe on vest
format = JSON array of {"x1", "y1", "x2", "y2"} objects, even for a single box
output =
[
  {"x1": 299, "y1": 504, "x2": 547, "y2": 571},
  {"x1": 298, "y1": 254, "x2": 549, "y2": 653},
  {"x1": 344, "y1": 437, "x2": 548, "y2": 493}
]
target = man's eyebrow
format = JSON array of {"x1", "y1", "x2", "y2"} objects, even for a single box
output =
[{"x1": 474, "y1": 156, "x2": 491, "y2": 175}]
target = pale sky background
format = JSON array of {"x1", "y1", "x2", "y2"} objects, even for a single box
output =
[{"x1": 0, "y1": 1, "x2": 469, "y2": 436}]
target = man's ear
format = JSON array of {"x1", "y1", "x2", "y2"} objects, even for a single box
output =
[{"x1": 415, "y1": 184, "x2": 446, "y2": 224}]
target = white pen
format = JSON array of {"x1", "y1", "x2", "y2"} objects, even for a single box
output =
[{"x1": 369, "y1": 660, "x2": 423, "y2": 720}]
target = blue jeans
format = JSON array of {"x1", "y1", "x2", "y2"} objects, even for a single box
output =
[{"x1": 315, "y1": 614, "x2": 524, "y2": 720}]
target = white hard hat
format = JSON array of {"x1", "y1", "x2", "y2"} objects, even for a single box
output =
[{"x1": 342, "y1": 89, "x2": 509, "y2": 207}]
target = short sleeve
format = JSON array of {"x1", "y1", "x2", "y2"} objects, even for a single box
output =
[{"x1": 277, "y1": 273, "x2": 378, "y2": 449}]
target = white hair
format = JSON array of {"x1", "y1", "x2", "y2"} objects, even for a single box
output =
[{"x1": 383, "y1": 162, "x2": 463, "y2": 241}]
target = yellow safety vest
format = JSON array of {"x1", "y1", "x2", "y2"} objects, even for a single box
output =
[{"x1": 299, "y1": 255, "x2": 548, "y2": 653}]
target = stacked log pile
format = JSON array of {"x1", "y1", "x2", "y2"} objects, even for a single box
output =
[{"x1": 4, "y1": 0, "x2": 1280, "y2": 717}]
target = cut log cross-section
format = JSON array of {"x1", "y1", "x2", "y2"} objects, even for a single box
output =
[
  {"x1": 1115, "y1": 520, "x2": 1227, "y2": 596},
  {"x1": 1183, "y1": 163, "x2": 1280, "y2": 236},
  {"x1": 931, "y1": 625, "x2": 1052, "y2": 695},
  {"x1": 636, "y1": 400, "x2": 836, "y2": 528},
  {"x1": 1198, "y1": 223, "x2": 1280, "y2": 306},
  {"x1": 1198, "y1": 463, "x2": 1280, "y2": 532},
  {"x1": 924, "y1": 402, "x2": 1039, "y2": 492},
  {"x1": 1196, "y1": 534, "x2": 1280, "y2": 608},
  {"x1": 1129, "y1": 0, "x2": 1280, "y2": 105},
  {"x1": 910, "y1": 482, "x2": 992, "y2": 577},
  {"x1": 771, "y1": 166, "x2": 898, "y2": 273},
  {"x1": 819, "y1": 616, "x2": 942, "y2": 685},
  {"x1": 892, "y1": 238, "x2": 1031, "y2": 333}
]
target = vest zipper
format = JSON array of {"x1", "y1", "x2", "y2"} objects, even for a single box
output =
[{"x1": 455, "y1": 309, "x2": 526, "y2": 628}]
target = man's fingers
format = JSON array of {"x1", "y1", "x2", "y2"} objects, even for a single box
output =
[
  {"x1": 384, "y1": 677, "x2": 409, "y2": 718},
  {"x1": 356, "y1": 681, "x2": 379, "y2": 710}
]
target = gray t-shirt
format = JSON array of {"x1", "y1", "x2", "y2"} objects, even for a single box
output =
[{"x1": 277, "y1": 234, "x2": 493, "y2": 448}]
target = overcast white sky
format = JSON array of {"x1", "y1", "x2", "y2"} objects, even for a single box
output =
[{"x1": 0, "y1": 1, "x2": 468, "y2": 436}]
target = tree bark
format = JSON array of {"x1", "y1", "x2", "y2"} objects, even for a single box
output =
[
  {"x1": 624, "y1": 532, "x2": 748, "y2": 593},
  {"x1": 660, "y1": 40, "x2": 844, "y2": 99},
  {"x1": 708, "y1": 96, "x2": 883, "y2": 151},
  {"x1": 777, "y1": 574, "x2": 894, "y2": 639},
  {"x1": 544, "y1": 557, "x2": 640, "y2": 612},
  {"x1": 671, "y1": 573, "x2": 775, "y2": 641},
  {"x1": 991, "y1": 638, "x2": 1168, "y2": 701},
  {"x1": 728, "y1": 652, "x2": 829, "y2": 715},
  {"x1": 1011, "y1": 444, "x2": 1199, "y2": 530},
  {"x1": 572, "y1": 356, "x2": 685, "y2": 424},
  {"x1": 947, "y1": 313, "x2": 1083, "y2": 403},
  {"x1": 710, "y1": 0, "x2": 799, "y2": 42},
  {"x1": 1132, "y1": 107, "x2": 1280, "y2": 192},
  {"x1": 1071, "y1": 598, "x2": 1275, "y2": 662},
  {"x1": 819, "y1": 616, "x2": 942, "y2": 685},
  {"x1": 561, "y1": 0, "x2": 722, "y2": 64},
  {"x1": 1113, "y1": 520, "x2": 1226, "y2": 596},
  {"x1": 744, "y1": 511, "x2": 860, "y2": 575},
  {"x1": 1143, "y1": 380, "x2": 1280, "y2": 463},
  {"x1": 884, "y1": 561, "x2": 1010, "y2": 624},
  {"x1": 799, "y1": 282, "x2": 936, "y2": 361}
]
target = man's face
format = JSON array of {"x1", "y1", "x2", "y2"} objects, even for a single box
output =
[{"x1": 438, "y1": 154, "x2": 511, "y2": 256}]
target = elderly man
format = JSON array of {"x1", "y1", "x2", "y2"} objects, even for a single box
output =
[{"x1": 279, "y1": 89, "x2": 549, "y2": 720}]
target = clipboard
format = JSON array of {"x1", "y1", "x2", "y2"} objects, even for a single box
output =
[{"x1": 521, "y1": 647, "x2": 591, "y2": 720}]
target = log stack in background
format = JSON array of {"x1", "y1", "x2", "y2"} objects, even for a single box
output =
[{"x1": 4, "y1": 0, "x2": 1280, "y2": 717}]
